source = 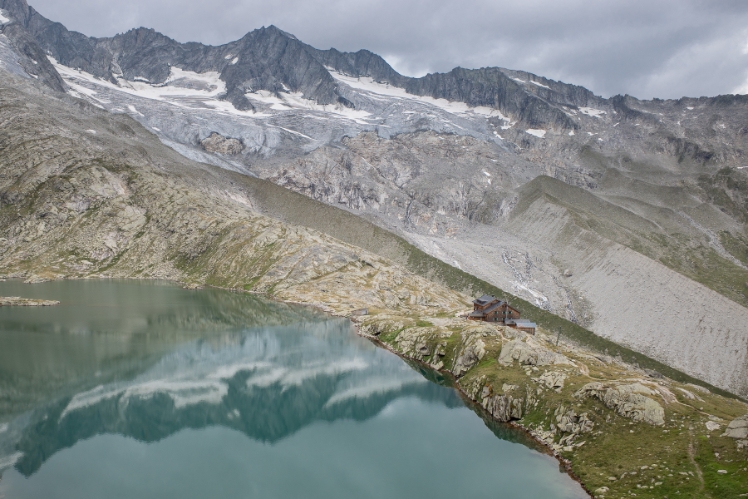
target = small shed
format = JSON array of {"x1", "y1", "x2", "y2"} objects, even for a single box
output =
[{"x1": 506, "y1": 318, "x2": 537, "y2": 335}]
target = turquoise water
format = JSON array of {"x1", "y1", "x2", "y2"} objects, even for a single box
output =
[{"x1": 0, "y1": 280, "x2": 587, "y2": 498}]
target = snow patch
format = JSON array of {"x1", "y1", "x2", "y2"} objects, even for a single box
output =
[
  {"x1": 152, "y1": 126, "x2": 161, "y2": 131},
  {"x1": 579, "y1": 107, "x2": 606, "y2": 118},
  {"x1": 330, "y1": 72, "x2": 508, "y2": 120},
  {"x1": 512, "y1": 77, "x2": 526, "y2": 84},
  {"x1": 0, "y1": 10, "x2": 10, "y2": 24},
  {"x1": 686, "y1": 106, "x2": 694, "y2": 110},
  {"x1": 568, "y1": 130, "x2": 575, "y2": 136},
  {"x1": 525, "y1": 129, "x2": 546, "y2": 138},
  {"x1": 224, "y1": 54, "x2": 233, "y2": 60},
  {"x1": 246, "y1": 89, "x2": 371, "y2": 123},
  {"x1": 127, "y1": 104, "x2": 143, "y2": 116},
  {"x1": 86, "y1": 129, "x2": 97, "y2": 134},
  {"x1": 230, "y1": 57, "x2": 239, "y2": 65},
  {"x1": 530, "y1": 80, "x2": 550, "y2": 89}
]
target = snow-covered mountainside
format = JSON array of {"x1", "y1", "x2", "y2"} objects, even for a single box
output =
[{"x1": 1, "y1": 0, "x2": 748, "y2": 395}]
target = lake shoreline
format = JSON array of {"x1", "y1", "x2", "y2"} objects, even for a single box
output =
[
  {"x1": 1, "y1": 276, "x2": 591, "y2": 495},
  {"x1": 354, "y1": 326, "x2": 592, "y2": 498}
]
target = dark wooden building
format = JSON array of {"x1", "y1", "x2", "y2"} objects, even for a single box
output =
[{"x1": 468, "y1": 295, "x2": 535, "y2": 334}]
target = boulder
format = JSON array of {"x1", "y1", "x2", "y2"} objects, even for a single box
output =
[
  {"x1": 593, "y1": 486, "x2": 609, "y2": 497},
  {"x1": 722, "y1": 415, "x2": 748, "y2": 440}
]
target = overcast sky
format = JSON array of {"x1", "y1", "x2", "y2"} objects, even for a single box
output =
[{"x1": 29, "y1": 0, "x2": 748, "y2": 100}]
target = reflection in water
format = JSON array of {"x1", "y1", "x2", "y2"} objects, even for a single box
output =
[
  {"x1": 11, "y1": 321, "x2": 460, "y2": 476},
  {"x1": 0, "y1": 280, "x2": 586, "y2": 499},
  {"x1": 0, "y1": 280, "x2": 324, "y2": 421}
]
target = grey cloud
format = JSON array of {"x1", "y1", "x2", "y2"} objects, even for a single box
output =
[{"x1": 28, "y1": 0, "x2": 748, "y2": 99}]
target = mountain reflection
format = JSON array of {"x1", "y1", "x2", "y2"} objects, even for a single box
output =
[
  {"x1": 1, "y1": 304, "x2": 462, "y2": 476},
  {"x1": 1, "y1": 281, "x2": 550, "y2": 483},
  {"x1": 0, "y1": 280, "x2": 327, "y2": 421}
]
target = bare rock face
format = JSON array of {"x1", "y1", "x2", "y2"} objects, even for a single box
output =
[
  {"x1": 482, "y1": 393, "x2": 524, "y2": 422},
  {"x1": 201, "y1": 133, "x2": 243, "y2": 155},
  {"x1": 574, "y1": 382, "x2": 665, "y2": 426}
]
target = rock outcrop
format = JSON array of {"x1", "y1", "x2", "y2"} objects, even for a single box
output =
[
  {"x1": 201, "y1": 133, "x2": 243, "y2": 155},
  {"x1": 574, "y1": 382, "x2": 666, "y2": 426},
  {"x1": 722, "y1": 414, "x2": 748, "y2": 451},
  {"x1": 554, "y1": 406, "x2": 595, "y2": 435},
  {"x1": 482, "y1": 393, "x2": 524, "y2": 422}
]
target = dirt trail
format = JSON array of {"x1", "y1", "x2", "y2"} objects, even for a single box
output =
[{"x1": 687, "y1": 429, "x2": 706, "y2": 496}]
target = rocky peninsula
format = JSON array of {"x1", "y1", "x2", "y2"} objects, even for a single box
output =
[
  {"x1": 0, "y1": 297, "x2": 59, "y2": 306},
  {"x1": 356, "y1": 314, "x2": 748, "y2": 498}
]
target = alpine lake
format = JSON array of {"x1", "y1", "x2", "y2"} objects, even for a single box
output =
[{"x1": 0, "y1": 280, "x2": 587, "y2": 499}]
